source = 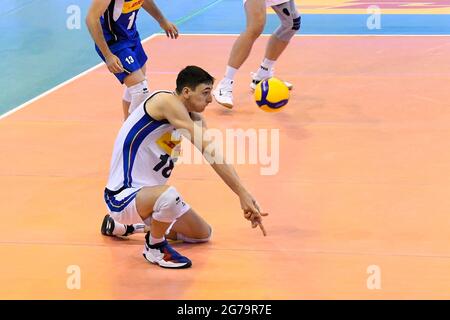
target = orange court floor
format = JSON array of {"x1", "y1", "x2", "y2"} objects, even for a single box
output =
[{"x1": 1, "y1": 34, "x2": 450, "y2": 299}]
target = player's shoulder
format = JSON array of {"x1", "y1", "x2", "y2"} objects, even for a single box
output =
[
  {"x1": 143, "y1": 91, "x2": 171, "y2": 117},
  {"x1": 151, "y1": 91, "x2": 180, "y2": 109},
  {"x1": 145, "y1": 90, "x2": 173, "y2": 105},
  {"x1": 145, "y1": 91, "x2": 183, "y2": 120}
]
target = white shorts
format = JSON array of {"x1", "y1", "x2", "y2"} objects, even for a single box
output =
[
  {"x1": 243, "y1": 0, "x2": 289, "y2": 8},
  {"x1": 104, "y1": 186, "x2": 192, "y2": 228},
  {"x1": 104, "y1": 187, "x2": 143, "y2": 225}
]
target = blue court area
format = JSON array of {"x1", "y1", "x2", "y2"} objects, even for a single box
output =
[{"x1": 1, "y1": 0, "x2": 449, "y2": 114}]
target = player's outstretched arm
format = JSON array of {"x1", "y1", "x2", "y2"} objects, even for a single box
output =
[
  {"x1": 142, "y1": 0, "x2": 179, "y2": 39},
  {"x1": 193, "y1": 113, "x2": 269, "y2": 236},
  {"x1": 85, "y1": 0, "x2": 124, "y2": 73},
  {"x1": 160, "y1": 100, "x2": 269, "y2": 235}
]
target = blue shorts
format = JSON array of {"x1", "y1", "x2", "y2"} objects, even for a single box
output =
[{"x1": 95, "y1": 39, "x2": 148, "y2": 83}]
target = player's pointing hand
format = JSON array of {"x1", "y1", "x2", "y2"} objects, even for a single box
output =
[{"x1": 239, "y1": 191, "x2": 269, "y2": 236}]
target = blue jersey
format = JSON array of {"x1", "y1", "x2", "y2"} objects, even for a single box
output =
[{"x1": 100, "y1": 0, "x2": 144, "y2": 50}]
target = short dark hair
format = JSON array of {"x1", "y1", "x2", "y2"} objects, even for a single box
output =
[{"x1": 176, "y1": 66, "x2": 214, "y2": 94}]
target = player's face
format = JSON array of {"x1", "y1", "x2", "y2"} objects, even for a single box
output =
[{"x1": 189, "y1": 83, "x2": 213, "y2": 112}]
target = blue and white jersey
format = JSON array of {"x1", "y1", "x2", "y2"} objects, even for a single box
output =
[
  {"x1": 106, "y1": 91, "x2": 182, "y2": 192},
  {"x1": 101, "y1": 0, "x2": 144, "y2": 49}
]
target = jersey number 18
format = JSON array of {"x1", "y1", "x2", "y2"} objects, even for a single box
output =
[{"x1": 153, "y1": 154, "x2": 174, "y2": 178}]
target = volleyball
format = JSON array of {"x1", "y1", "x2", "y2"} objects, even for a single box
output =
[{"x1": 254, "y1": 77, "x2": 290, "y2": 112}]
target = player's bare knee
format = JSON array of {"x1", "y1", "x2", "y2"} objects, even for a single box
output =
[
  {"x1": 196, "y1": 225, "x2": 213, "y2": 243},
  {"x1": 246, "y1": 24, "x2": 264, "y2": 40},
  {"x1": 196, "y1": 224, "x2": 212, "y2": 240},
  {"x1": 178, "y1": 225, "x2": 212, "y2": 243},
  {"x1": 246, "y1": 13, "x2": 265, "y2": 39}
]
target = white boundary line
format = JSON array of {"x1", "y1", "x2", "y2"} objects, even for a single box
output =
[
  {"x1": 0, "y1": 33, "x2": 161, "y2": 121},
  {"x1": 0, "y1": 63, "x2": 103, "y2": 121},
  {"x1": 2, "y1": 32, "x2": 449, "y2": 121},
  {"x1": 181, "y1": 33, "x2": 450, "y2": 37}
]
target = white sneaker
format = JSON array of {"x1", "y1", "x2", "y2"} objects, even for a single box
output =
[
  {"x1": 212, "y1": 79, "x2": 234, "y2": 109},
  {"x1": 250, "y1": 71, "x2": 293, "y2": 91},
  {"x1": 142, "y1": 234, "x2": 192, "y2": 269}
]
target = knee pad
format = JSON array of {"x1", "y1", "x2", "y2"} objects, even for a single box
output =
[
  {"x1": 122, "y1": 87, "x2": 132, "y2": 103},
  {"x1": 176, "y1": 226, "x2": 212, "y2": 243},
  {"x1": 273, "y1": 0, "x2": 301, "y2": 42},
  {"x1": 152, "y1": 186, "x2": 190, "y2": 223},
  {"x1": 128, "y1": 79, "x2": 151, "y2": 114}
]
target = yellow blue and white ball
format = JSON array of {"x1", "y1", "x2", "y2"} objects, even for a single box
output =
[{"x1": 254, "y1": 77, "x2": 290, "y2": 112}]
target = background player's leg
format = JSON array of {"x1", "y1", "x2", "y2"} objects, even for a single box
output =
[
  {"x1": 250, "y1": 36, "x2": 291, "y2": 90},
  {"x1": 251, "y1": 0, "x2": 300, "y2": 90},
  {"x1": 264, "y1": 34, "x2": 289, "y2": 62},
  {"x1": 122, "y1": 88, "x2": 132, "y2": 121},
  {"x1": 228, "y1": 0, "x2": 266, "y2": 70},
  {"x1": 123, "y1": 68, "x2": 149, "y2": 117},
  {"x1": 213, "y1": 0, "x2": 266, "y2": 108},
  {"x1": 121, "y1": 63, "x2": 148, "y2": 120},
  {"x1": 140, "y1": 63, "x2": 147, "y2": 75}
]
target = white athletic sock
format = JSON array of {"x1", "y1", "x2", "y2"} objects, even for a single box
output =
[
  {"x1": 256, "y1": 58, "x2": 276, "y2": 78},
  {"x1": 128, "y1": 80, "x2": 150, "y2": 114},
  {"x1": 110, "y1": 222, "x2": 144, "y2": 236},
  {"x1": 224, "y1": 66, "x2": 238, "y2": 81},
  {"x1": 150, "y1": 235, "x2": 165, "y2": 245},
  {"x1": 111, "y1": 221, "x2": 126, "y2": 236},
  {"x1": 131, "y1": 223, "x2": 146, "y2": 233}
]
